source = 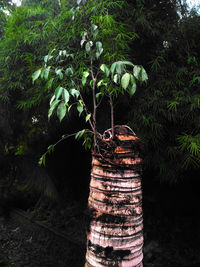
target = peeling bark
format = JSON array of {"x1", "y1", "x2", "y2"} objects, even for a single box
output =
[{"x1": 85, "y1": 125, "x2": 143, "y2": 267}]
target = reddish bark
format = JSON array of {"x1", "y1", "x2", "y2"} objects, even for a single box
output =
[{"x1": 85, "y1": 125, "x2": 143, "y2": 267}]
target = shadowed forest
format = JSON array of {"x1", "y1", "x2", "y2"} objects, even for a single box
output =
[{"x1": 0, "y1": 0, "x2": 200, "y2": 266}]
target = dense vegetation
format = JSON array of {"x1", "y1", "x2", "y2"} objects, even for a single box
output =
[{"x1": 0, "y1": 0, "x2": 200, "y2": 206}]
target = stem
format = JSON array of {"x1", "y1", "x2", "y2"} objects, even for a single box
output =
[
  {"x1": 109, "y1": 94, "x2": 114, "y2": 138},
  {"x1": 89, "y1": 51, "x2": 97, "y2": 147},
  {"x1": 79, "y1": 92, "x2": 95, "y2": 133},
  {"x1": 73, "y1": 79, "x2": 95, "y2": 133}
]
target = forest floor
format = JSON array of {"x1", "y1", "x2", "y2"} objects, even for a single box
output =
[{"x1": 0, "y1": 198, "x2": 200, "y2": 267}]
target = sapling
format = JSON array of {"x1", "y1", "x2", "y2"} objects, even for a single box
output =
[{"x1": 33, "y1": 17, "x2": 147, "y2": 267}]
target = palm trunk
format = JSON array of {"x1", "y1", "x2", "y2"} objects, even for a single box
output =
[{"x1": 85, "y1": 125, "x2": 143, "y2": 267}]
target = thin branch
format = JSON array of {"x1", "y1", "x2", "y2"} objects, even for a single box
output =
[
  {"x1": 41, "y1": 129, "x2": 93, "y2": 161},
  {"x1": 109, "y1": 94, "x2": 114, "y2": 138},
  {"x1": 73, "y1": 79, "x2": 95, "y2": 132},
  {"x1": 96, "y1": 92, "x2": 105, "y2": 109},
  {"x1": 79, "y1": 92, "x2": 95, "y2": 132}
]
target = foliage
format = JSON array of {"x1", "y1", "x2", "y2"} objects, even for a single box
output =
[
  {"x1": 0, "y1": 2, "x2": 60, "y2": 202},
  {"x1": 0, "y1": 0, "x2": 200, "y2": 191},
  {"x1": 32, "y1": 0, "x2": 148, "y2": 163},
  {"x1": 127, "y1": 2, "x2": 200, "y2": 181},
  {"x1": 0, "y1": 253, "x2": 13, "y2": 267}
]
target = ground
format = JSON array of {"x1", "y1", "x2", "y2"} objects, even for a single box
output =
[{"x1": 0, "y1": 197, "x2": 200, "y2": 267}]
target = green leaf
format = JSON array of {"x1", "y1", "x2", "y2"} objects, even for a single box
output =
[
  {"x1": 44, "y1": 67, "x2": 50, "y2": 80},
  {"x1": 32, "y1": 69, "x2": 41, "y2": 83},
  {"x1": 91, "y1": 24, "x2": 98, "y2": 32},
  {"x1": 83, "y1": 136, "x2": 92, "y2": 150},
  {"x1": 82, "y1": 71, "x2": 89, "y2": 85},
  {"x1": 65, "y1": 67, "x2": 74, "y2": 76},
  {"x1": 122, "y1": 61, "x2": 134, "y2": 67},
  {"x1": 129, "y1": 75, "x2": 136, "y2": 96},
  {"x1": 97, "y1": 80, "x2": 103, "y2": 87},
  {"x1": 96, "y1": 52, "x2": 100, "y2": 59},
  {"x1": 96, "y1": 41, "x2": 102, "y2": 52},
  {"x1": 90, "y1": 80, "x2": 94, "y2": 88},
  {"x1": 100, "y1": 64, "x2": 110, "y2": 77},
  {"x1": 39, "y1": 154, "x2": 46, "y2": 166},
  {"x1": 129, "y1": 83, "x2": 136, "y2": 97},
  {"x1": 70, "y1": 88, "x2": 80, "y2": 98},
  {"x1": 113, "y1": 74, "x2": 118, "y2": 84},
  {"x1": 50, "y1": 95, "x2": 55, "y2": 105},
  {"x1": 44, "y1": 55, "x2": 53, "y2": 63},
  {"x1": 47, "y1": 145, "x2": 54, "y2": 154},
  {"x1": 80, "y1": 39, "x2": 85, "y2": 47},
  {"x1": 96, "y1": 92, "x2": 102, "y2": 101},
  {"x1": 91, "y1": 24, "x2": 98, "y2": 37},
  {"x1": 121, "y1": 73, "x2": 130, "y2": 90},
  {"x1": 110, "y1": 62, "x2": 117, "y2": 74},
  {"x1": 55, "y1": 86, "x2": 63, "y2": 100},
  {"x1": 46, "y1": 78, "x2": 54, "y2": 89},
  {"x1": 44, "y1": 55, "x2": 48, "y2": 63},
  {"x1": 85, "y1": 41, "x2": 93, "y2": 53},
  {"x1": 77, "y1": 101, "x2": 83, "y2": 115},
  {"x1": 86, "y1": 114, "x2": 91, "y2": 122},
  {"x1": 75, "y1": 129, "x2": 86, "y2": 140},
  {"x1": 130, "y1": 74, "x2": 135, "y2": 84},
  {"x1": 116, "y1": 62, "x2": 123, "y2": 75},
  {"x1": 100, "y1": 64, "x2": 106, "y2": 72},
  {"x1": 68, "y1": 105, "x2": 72, "y2": 112},
  {"x1": 140, "y1": 67, "x2": 148, "y2": 82},
  {"x1": 133, "y1": 65, "x2": 141, "y2": 80},
  {"x1": 57, "y1": 102, "x2": 66, "y2": 122},
  {"x1": 82, "y1": 76, "x2": 86, "y2": 85},
  {"x1": 40, "y1": 69, "x2": 45, "y2": 79},
  {"x1": 48, "y1": 99, "x2": 60, "y2": 119},
  {"x1": 55, "y1": 68, "x2": 63, "y2": 80},
  {"x1": 62, "y1": 89, "x2": 70, "y2": 104}
]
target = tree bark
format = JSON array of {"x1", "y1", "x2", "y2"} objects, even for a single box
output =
[{"x1": 85, "y1": 125, "x2": 143, "y2": 267}]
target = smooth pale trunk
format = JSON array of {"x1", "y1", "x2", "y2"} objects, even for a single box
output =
[{"x1": 85, "y1": 125, "x2": 143, "y2": 267}]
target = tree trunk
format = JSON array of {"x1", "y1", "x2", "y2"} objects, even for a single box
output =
[{"x1": 85, "y1": 125, "x2": 143, "y2": 267}]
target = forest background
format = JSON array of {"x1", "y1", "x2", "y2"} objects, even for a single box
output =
[{"x1": 0, "y1": 0, "x2": 200, "y2": 265}]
